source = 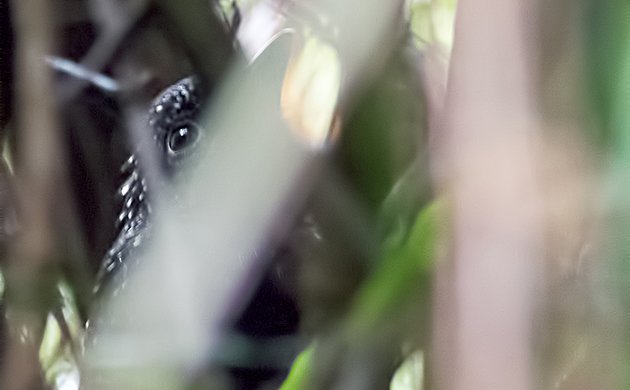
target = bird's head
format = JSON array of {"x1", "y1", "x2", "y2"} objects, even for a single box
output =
[{"x1": 148, "y1": 76, "x2": 205, "y2": 177}]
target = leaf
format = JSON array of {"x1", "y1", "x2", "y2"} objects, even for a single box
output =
[{"x1": 279, "y1": 344, "x2": 315, "y2": 390}]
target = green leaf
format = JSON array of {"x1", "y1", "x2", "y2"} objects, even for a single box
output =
[
  {"x1": 279, "y1": 345, "x2": 315, "y2": 390},
  {"x1": 346, "y1": 199, "x2": 444, "y2": 338}
]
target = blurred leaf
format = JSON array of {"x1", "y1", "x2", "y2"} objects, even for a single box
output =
[
  {"x1": 389, "y1": 350, "x2": 424, "y2": 390},
  {"x1": 339, "y1": 43, "x2": 426, "y2": 211},
  {"x1": 409, "y1": 0, "x2": 457, "y2": 52},
  {"x1": 410, "y1": 3, "x2": 434, "y2": 49},
  {"x1": 279, "y1": 344, "x2": 315, "y2": 390},
  {"x1": 346, "y1": 199, "x2": 443, "y2": 339},
  {"x1": 281, "y1": 34, "x2": 341, "y2": 148},
  {"x1": 583, "y1": 0, "x2": 630, "y2": 386},
  {"x1": 280, "y1": 200, "x2": 444, "y2": 389},
  {"x1": 583, "y1": 0, "x2": 630, "y2": 147},
  {"x1": 378, "y1": 159, "x2": 430, "y2": 252},
  {"x1": 39, "y1": 313, "x2": 62, "y2": 373},
  {"x1": 38, "y1": 281, "x2": 83, "y2": 390}
]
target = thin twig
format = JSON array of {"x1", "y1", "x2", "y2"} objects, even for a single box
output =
[{"x1": 56, "y1": 0, "x2": 149, "y2": 104}]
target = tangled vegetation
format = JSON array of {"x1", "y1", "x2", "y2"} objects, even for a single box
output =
[{"x1": 1, "y1": 0, "x2": 629, "y2": 389}]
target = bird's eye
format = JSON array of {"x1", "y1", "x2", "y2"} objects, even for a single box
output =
[{"x1": 166, "y1": 123, "x2": 200, "y2": 154}]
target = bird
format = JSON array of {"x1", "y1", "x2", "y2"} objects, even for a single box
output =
[
  {"x1": 94, "y1": 74, "x2": 301, "y2": 388},
  {"x1": 95, "y1": 76, "x2": 204, "y2": 291}
]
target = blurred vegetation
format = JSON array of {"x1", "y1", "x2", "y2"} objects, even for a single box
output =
[
  {"x1": 3, "y1": 0, "x2": 630, "y2": 389},
  {"x1": 584, "y1": 0, "x2": 630, "y2": 387}
]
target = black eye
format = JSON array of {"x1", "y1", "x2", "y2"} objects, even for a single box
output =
[{"x1": 167, "y1": 123, "x2": 200, "y2": 154}]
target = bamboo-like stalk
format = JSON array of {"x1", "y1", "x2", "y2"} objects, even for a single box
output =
[
  {"x1": 3, "y1": 0, "x2": 62, "y2": 388},
  {"x1": 435, "y1": 0, "x2": 543, "y2": 389}
]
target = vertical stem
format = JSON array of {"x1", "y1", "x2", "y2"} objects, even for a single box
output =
[
  {"x1": 3, "y1": 0, "x2": 63, "y2": 388},
  {"x1": 436, "y1": 0, "x2": 542, "y2": 389}
]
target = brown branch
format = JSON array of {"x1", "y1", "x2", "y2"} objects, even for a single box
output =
[{"x1": 1, "y1": 0, "x2": 85, "y2": 388}]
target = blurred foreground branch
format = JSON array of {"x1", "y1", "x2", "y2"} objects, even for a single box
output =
[
  {"x1": 83, "y1": 1, "x2": 405, "y2": 388},
  {"x1": 3, "y1": 0, "x2": 64, "y2": 388},
  {"x1": 435, "y1": 0, "x2": 543, "y2": 389}
]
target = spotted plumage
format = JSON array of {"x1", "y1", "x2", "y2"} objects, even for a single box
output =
[
  {"x1": 95, "y1": 73, "x2": 300, "y2": 387},
  {"x1": 96, "y1": 77, "x2": 203, "y2": 290}
]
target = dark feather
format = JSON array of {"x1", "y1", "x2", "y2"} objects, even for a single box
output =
[{"x1": 96, "y1": 76, "x2": 202, "y2": 290}]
